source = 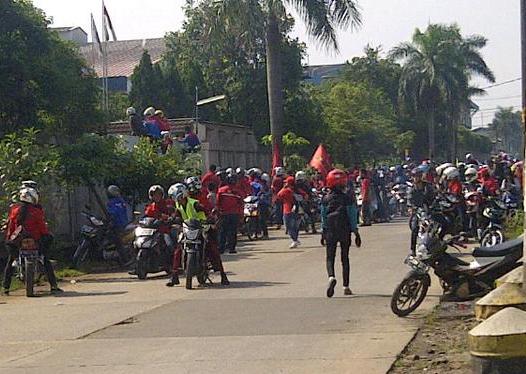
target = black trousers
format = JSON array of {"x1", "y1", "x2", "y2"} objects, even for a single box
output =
[
  {"x1": 326, "y1": 235, "x2": 350, "y2": 288},
  {"x1": 259, "y1": 206, "x2": 269, "y2": 237},
  {"x1": 3, "y1": 242, "x2": 58, "y2": 290},
  {"x1": 219, "y1": 214, "x2": 239, "y2": 253}
]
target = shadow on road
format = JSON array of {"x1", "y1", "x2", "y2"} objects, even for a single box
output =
[
  {"x1": 56, "y1": 290, "x2": 128, "y2": 297},
  {"x1": 218, "y1": 280, "x2": 289, "y2": 289}
]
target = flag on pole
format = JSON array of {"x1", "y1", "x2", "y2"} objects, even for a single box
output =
[
  {"x1": 90, "y1": 13, "x2": 102, "y2": 54},
  {"x1": 271, "y1": 142, "x2": 282, "y2": 175},
  {"x1": 309, "y1": 144, "x2": 333, "y2": 177},
  {"x1": 103, "y1": 4, "x2": 117, "y2": 41}
]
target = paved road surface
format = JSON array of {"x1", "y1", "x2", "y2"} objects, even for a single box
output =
[{"x1": 0, "y1": 219, "x2": 439, "y2": 373}]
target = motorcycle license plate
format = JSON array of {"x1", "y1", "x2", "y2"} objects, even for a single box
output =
[
  {"x1": 20, "y1": 250, "x2": 40, "y2": 258},
  {"x1": 135, "y1": 227, "x2": 156, "y2": 236}
]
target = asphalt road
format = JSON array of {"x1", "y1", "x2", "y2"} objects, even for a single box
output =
[{"x1": 0, "y1": 219, "x2": 439, "y2": 374}]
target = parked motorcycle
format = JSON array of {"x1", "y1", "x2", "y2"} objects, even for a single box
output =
[
  {"x1": 390, "y1": 183, "x2": 410, "y2": 217},
  {"x1": 391, "y1": 222, "x2": 522, "y2": 317},
  {"x1": 14, "y1": 237, "x2": 44, "y2": 297},
  {"x1": 134, "y1": 217, "x2": 172, "y2": 280},
  {"x1": 243, "y1": 196, "x2": 260, "y2": 241},
  {"x1": 179, "y1": 218, "x2": 212, "y2": 289},
  {"x1": 479, "y1": 197, "x2": 507, "y2": 247},
  {"x1": 73, "y1": 210, "x2": 134, "y2": 268}
]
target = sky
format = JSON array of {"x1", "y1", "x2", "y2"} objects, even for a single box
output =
[{"x1": 33, "y1": 0, "x2": 523, "y2": 127}]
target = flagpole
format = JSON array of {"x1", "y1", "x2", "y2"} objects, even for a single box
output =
[{"x1": 101, "y1": 0, "x2": 108, "y2": 120}]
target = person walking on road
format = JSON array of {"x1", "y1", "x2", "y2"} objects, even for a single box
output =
[
  {"x1": 321, "y1": 169, "x2": 361, "y2": 298},
  {"x1": 360, "y1": 169, "x2": 372, "y2": 226},
  {"x1": 277, "y1": 176, "x2": 305, "y2": 249}
]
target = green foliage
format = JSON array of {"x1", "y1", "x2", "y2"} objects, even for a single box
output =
[
  {"x1": 262, "y1": 131, "x2": 310, "y2": 157},
  {"x1": 504, "y1": 211, "x2": 524, "y2": 239},
  {"x1": 108, "y1": 92, "x2": 131, "y2": 122},
  {"x1": 394, "y1": 131, "x2": 416, "y2": 156},
  {"x1": 130, "y1": 51, "x2": 164, "y2": 113},
  {"x1": 283, "y1": 154, "x2": 307, "y2": 173},
  {"x1": 491, "y1": 107, "x2": 524, "y2": 157},
  {"x1": 457, "y1": 126, "x2": 492, "y2": 155},
  {"x1": 0, "y1": 0, "x2": 102, "y2": 136}
]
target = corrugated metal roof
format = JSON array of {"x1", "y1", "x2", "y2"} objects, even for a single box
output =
[{"x1": 79, "y1": 38, "x2": 166, "y2": 78}]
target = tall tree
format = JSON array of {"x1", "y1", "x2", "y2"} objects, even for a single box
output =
[
  {"x1": 491, "y1": 107, "x2": 524, "y2": 157},
  {"x1": 390, "y1": 24, "x2": 494, "y2": 160},
  {"x1": 129, "y1": 51, "x2": 163, "y2": 113},
  {"x1": 214, "y1": 0, "x2": 361, "y2": 164}
]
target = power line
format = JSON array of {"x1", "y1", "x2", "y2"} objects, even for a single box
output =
[
  {"x1": 479, "y1": 78, "x2": 521, "y2": 89},
  {"x1": 475, "y1": 95, "x2": 522, "y2": 101},
  {"x1": 477, "y1": 105, "x2": 521, "y2": 112}
]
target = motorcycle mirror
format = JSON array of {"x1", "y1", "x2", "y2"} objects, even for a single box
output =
[{"x1": 133, "y1": 211, "x2": 142, "y2": 216}]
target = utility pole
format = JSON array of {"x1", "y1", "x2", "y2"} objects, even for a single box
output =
[{"x1": 521, "y1": 0, "x2": 526, "y2": 292}]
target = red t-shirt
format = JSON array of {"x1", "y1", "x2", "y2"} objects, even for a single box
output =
[
  {"x1": 202, "y1": 171, "x2": 220, "y2": 191},
  {"x1": 277, "y1": 187, "x2": 307, "y2": 214},
  {"x1": 216, "y1": 186, "x2": 243, "y2": 215},
  {"x1": 144, "y1": 199, "x2": 174, "y2": 233},
  {"x1": 448, "y1": 180, "x2": 463, "y2": 196},
  {"x1": 153, "y1": 115, "x2": 171, "y2": 132},
  {"x1": 361, "y1": 178, "x2": 371, "y2": 202},
  {"x1": 6, "y1": 203, "x2": 49, "y2": 242}
]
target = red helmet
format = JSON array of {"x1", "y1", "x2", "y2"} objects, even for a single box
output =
[{"x1": 326, "y1": 169, "x2": 347, "y2": 189}]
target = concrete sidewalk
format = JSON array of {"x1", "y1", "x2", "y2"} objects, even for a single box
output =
[{"x1": 0, "y1": 220, "x2": 439, "y2": 373}]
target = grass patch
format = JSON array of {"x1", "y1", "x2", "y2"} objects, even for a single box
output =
[
  {"x1": 504, "y1": 211, "x2": 524, "y2": 239},
  {"x1": 55, "y1": 267, "x2": 85, "y2": 279}
]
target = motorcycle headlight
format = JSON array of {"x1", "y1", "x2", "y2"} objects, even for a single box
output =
[
  {"x1": 90, "y1": 217, "x2": 104, "y2": 226},
  {"x1": 185, "y1": 229, "x2": 200, "y2": 241},
  {"x1": 134, "y1": 236, "x2": 155, "y2": 249},
  {"x1": 416, "y1": 244, "x2": 430, "y2": 260}
]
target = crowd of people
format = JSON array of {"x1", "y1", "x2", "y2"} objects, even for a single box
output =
[
  {"x1": 2, "y1": 150, "x2": 522, "y2": 298},
  {"x1": 126, "y1": 106, "x2": 201, "y2": 153}
]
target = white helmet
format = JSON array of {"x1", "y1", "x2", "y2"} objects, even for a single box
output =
[
  {"x1": 465, "y1": 167, "x2": 478, "y2": 183},
  {"x1": 295, "y1": 171, "x2": 307, "y2": 181},
  {"x1": 107, "y1": 185, "x2": 121, "y2": 198},
  {"x1": 126, "y1": 107, "x2": 136, "y2": 116},
  {"x1": 274, "y1": 167, "x2": 285, "y2": 177},
  {"x1": 168, "y1": 183, "x2": 187, "y2": 201},
  {"x1": 143, "y1": 106, "x2": 155, "y2": 117},
  {"x1": 436, "y1": 163, "x2": 453, "y2": 177},
  {"x1": 261, "y1": 173, "x2": 270, "y2": 183},
  {"x1": 19, "y1": 187, "x2": 39, "y2": 205},
  {"x1": 185, "y1": 176, "x2": 202, "y2": 192},
  {"x1": 236, "y1": 167, "x2": 246, "y2": 176},
  {"x1": 21, "y1": 180, "x2": 38, "y2": 191},
  {"x1": 389, "y1": 166, "x2": 396, "y2": 172},
  {"x1": 148, "y1": 185, "x2": 164, "y2": 199},
  {"x1": 226, "y1": 167, "x2": 234, "y2": 175},
  {"x1": 465, "y1": 153, "x2": 473, "y2": 161},
  {"x1": 443, "y1": 166, "x2": 460, "y2": 181}
]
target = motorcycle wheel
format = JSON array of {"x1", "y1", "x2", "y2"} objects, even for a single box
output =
[
  {"x1": 25, "y1": 261, "x2": 35, "y2": 297},
  {"x1": 480, "y1": 230, "x2": 504, "y2": 248},
  {"x1": 136, "y1": 256, "x2": 148, "y2": 280},
  {"x1": 185, "y1": 252, "x2": 198, "y2": 289},
  {"x1": 391, "y1": 272, "x2": 430, "y2": 317},
  {"x1": 246, "y1": 217, "x2": 257, "y2": 241},
  {"x1": 72, "y1": 239, "x2": 90, "y2": 269}
]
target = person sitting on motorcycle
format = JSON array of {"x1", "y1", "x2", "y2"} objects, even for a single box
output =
[
  {"x1": 106, "y1": 185, "x2": 132, "y2": 266},
  {"x1": 3, "y1": 186, "x2": 63, "y2": 295},
  {"x1": 443, "y1": 166, "x2": 469, "y2": 234},
  {"x1": 168, "y1": 183, "x2": 230, "y2": 286},
  {"x1": 408, "y1": 166, "x2": 435, "y2": 254},
  {"x1": 295, "y1": 171, "x2": 317, "y2": 233},
  {"x1": 464, "y1": 167, "x2": 479, "y2": 192},
  {"x1": 320, "y1": 169, "x2": 361, "y2": 297},
  {"x1": 478, "y1": 167, "x2": 499, "y2": 197},
  {"x1": 236, "y1": 168, "x2": 252, "y2": 198},
  {"x1": 144, "y1": 185, "x2": 175, "y2": 263}
]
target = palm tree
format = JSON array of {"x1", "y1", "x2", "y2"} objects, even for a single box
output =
[
  {"x1": 390, "y1": 24, "x2": 494, "y2": 160},
  {"x1": 215, "y1": 0, "x2": 361, "y2": 164}
]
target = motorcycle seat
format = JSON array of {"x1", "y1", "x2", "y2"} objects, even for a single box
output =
[{"x1": 473, "y1": 237, "x2": 523, "y2": 258}]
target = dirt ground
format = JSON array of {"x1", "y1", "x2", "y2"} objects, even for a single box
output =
[{"x1": 389, "y1": 302, "x2": 478, "y2": 374}]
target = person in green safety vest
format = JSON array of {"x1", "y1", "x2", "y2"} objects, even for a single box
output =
[{"x1": 166, "y1": 183, "x2": 230, "y2": 287}]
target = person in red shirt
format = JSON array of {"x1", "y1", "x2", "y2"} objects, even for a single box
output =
[
  {"x1": 277, "y1": 176, "x2": 307, "y2": 248},
  {"x1": 478, "y1": 168, "x2": 499, "y2": 197},
  {"x1": 271, "y1": 167, "x2": 286, "y2": 229},
  {"x1": 153, "y1": 110, "x2": 171, "y2": 132},
  {"x1": 3, "y1": 186, "x2": 62, "y2": 295},
  {"x1": 202, "y1": 165, "x2": 221, "y2": 192},
  {"x1": 236, "y1": 169, "x2": 252, "y2": 198},
  {"x1": 216, "y1": 174, "x2": 243, "y2": 254},
  {"x1": 360, "y1": 169, "x2": 372, "y2": 226},
  {"x1": 144, "y1": 185, "x2": 174, "y2": 234},
  {"x1": 444, "y1": 167, "x2": 468, "y2": 233}
]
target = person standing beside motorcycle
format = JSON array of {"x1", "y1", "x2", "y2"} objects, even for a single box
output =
[
  {"x1": 216, "y1": 174, "x2": 243, "y2": 254},
  {"x1": 3, "y1": 186, "x2": 63, "y2": 295},
  {"x1": 106, "y1": 185, "x2": 133, "y2": 266},
  {"x1": 321, "y1": 169, "x2": 360, "y2": 297},
  {"x1": 202, "y1": 164, "x2": 221, "y2": 193}
]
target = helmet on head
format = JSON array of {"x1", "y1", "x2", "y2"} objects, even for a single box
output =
[
  {"x1": 185, "y1": 176, "x2": 202, "y2": 193},
  {"x1": 261, "y1": 173, "x2": 270, "y2": 184},
  {"x1": 19, "y1": 187, "x2": 39, "y2": 205},
  {"x1": 148, "y1": 185, "x2": 164, "y2": 200},
  {"x1": 107, "y1": 185, "x2": 121, "y2": 198},
  {"x1": 295, "y1": 171, "x2": 307, "y2": 181},
  {"x1": 143, "y1": 106, "x2": 155, "y2": 117},
  {"x1": 168, "y1": 183, "x2": 187, "y2": 201},
  {"x1": 478, "y1": 167, "x2": 490, "y2": 180},
  {"x1": 274, "y1": 167, "x2": 285, "y2": 177},
  {"x1": 154, "y1": 109, "x2": 164, "y2": 117},
  {"x1": 465, "y1": 167, "x2": 477, "y2": 183},
  {"x1": 285, "y1": 176, "x2": 295, "y2": 186},
  {"x1": 227, "y1": 173, "x2": 238, "y2": 185},
  {"x1": 443, "y1": 166, "x2": 460, "y2": 181},
  {"x1": 126, "y1": 107, "x2": 136, "y2": 116},
  {"x1": 21, "y1": 180, "x2": 38, "y2": 191},
  {"x1": 326, "y1": 169, "x2": 347, "y2": 189},
  {"x1": 465, "y1": 153, "x2": 473, "y2": 161},
  {"x1": 389, "y1": 166, "x2": 396, "y2": 172},
  {"x1": 236, "y1": 167, "x2": 246, "y2": 176},
  {"x1": 436, "y1": 163, "x2": 454, "y2": 177}
]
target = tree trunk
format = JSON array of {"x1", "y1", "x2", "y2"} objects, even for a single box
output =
[
  {"x1": 265, "y1": 12, "x2": 284, "y2": 166},
  {"x1": 428, "y1": 111, "x2": 435, "y2": 159}
]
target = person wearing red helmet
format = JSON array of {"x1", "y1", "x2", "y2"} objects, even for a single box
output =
[{"x1": 320, "y1": 169, "x2": 361, "y2": 298}]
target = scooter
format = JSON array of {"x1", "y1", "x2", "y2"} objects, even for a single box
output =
[
  {"x1": 133, "y1": 217, "x2": 173, "y2": 280},
  {"x1": 479, "y1": 197, "x2": 507, "y2": 247},
  {"x1": 243, "y1": 196, "x2": 260, "y2": 241},
  {"x1": 391, "y1": 222, "x2": 522, "y2": 317},
  {"x1": 179, "y1": 218, "x2": 212, "y2": 289}
]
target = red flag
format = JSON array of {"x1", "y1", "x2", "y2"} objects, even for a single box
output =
[
  {"x1": 272, "y1": 142, "x2": 282, "y2": 175},
  {"x1": 309, "y1": 144, "x2": 332, "y2": 177}
]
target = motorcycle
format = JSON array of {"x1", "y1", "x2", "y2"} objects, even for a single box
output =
[
  {"x1": 391, "y1": 223, "x2": 522, "y2": 317},
  {"x1": 14, "y1": 237, "x2": 44, "y2": 297},
  {"x1": 134, "y1": 217, "x2": 173, "y2": 280},
  {"x1": 179, "y1": 218, "x2": 212, "y2": 289},
  {"x1": 243, "y1": 196, "x2": 260, "y2": 241},
  {"x1": 465, "y1": 190, "x2": 483, "y2": 240},
  {"x1": 72, "y1": 210, "x2": 134, "y2": 268},
  {"x1": 479, "y1": 198, "x2": 507, "y2": 247},
  {"x1": 390, "y1": 183, "x2": 410, "y2": 217}
]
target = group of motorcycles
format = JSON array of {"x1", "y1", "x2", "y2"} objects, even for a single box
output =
[
  {"x1": 390, "y1": 186, "x2": 522, "y2": 317},
  {"x1": 71, "y1": 207, "x2": 212, "y2": 290}
]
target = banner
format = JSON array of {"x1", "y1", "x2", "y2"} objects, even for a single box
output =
[
  {"x1": 90, "y1": 13, "x2": 103, "y2": 53},
  {"x1": 103, "y1": 4, "x2": 117, "y2": 41},
  {"x1": 272, "y1": 142, "x2": 282, "y2": 175}
]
